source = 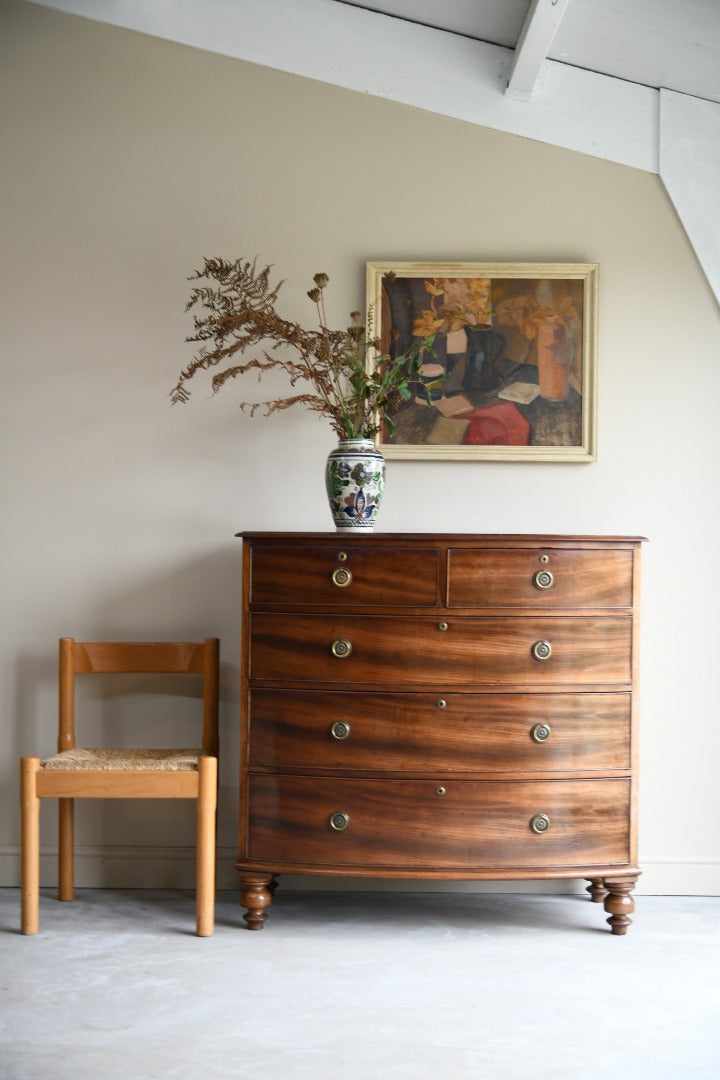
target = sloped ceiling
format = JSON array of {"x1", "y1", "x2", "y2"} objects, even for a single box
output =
[
  {"x1": 26, "y1": 0, "x2": 720, "y2": 304},
  {"x1": 338, "y1": 0, "x2": 720, "y2": 103}
]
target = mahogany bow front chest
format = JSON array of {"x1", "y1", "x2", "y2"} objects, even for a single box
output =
[{"x1": 236, "y1": 533, "x2": 642, "y2": 933}]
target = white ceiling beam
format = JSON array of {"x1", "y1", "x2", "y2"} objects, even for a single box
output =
[{"x1": 506, "y1": 0, "x2": 571, "y2": 100}]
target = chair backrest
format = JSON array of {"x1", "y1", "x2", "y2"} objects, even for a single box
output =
[{"x1": 58, "y1": 638, "x2": 219, "y2": 756}]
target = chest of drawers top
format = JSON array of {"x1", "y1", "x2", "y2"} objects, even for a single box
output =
[{"x1": 240, "y1": 532, "x2": 642, "y2": 612}]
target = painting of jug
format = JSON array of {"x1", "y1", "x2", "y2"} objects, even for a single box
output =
[{"x1": 462, "y1": 325, "x2": 506, "y2": 393}]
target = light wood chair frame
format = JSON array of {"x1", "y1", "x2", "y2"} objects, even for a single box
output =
[{"x1": 20, "y1": 637, "x2": 219, "y2": 936}]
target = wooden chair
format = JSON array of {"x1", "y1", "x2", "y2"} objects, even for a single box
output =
[{"x1": 20, "y1": 637, "x2": 219, "y2": 936}]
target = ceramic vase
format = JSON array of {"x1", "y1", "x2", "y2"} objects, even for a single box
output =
[
  {"x1": 325, "y1": 438, "x2": 385, "y2": 531},
  {"x1": 537, "y1": 316, "x2": 569, "y2": 401}
]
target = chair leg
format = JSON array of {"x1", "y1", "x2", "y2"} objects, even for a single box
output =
[
  {"x1": 195, "y1": 751, "x2": 218, "y2": 937},
  {"x1": 196, "y1": 755, "x2": 217, "y2": 937},
  {"x1": 58, "y1": 798, "x2": 74, "y2": 901},
  {"x1": 20, "y1": 757, "x2": 41, "y2": 935}
]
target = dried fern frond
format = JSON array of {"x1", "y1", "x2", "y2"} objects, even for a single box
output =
[
  {"x1": 170, "y1": 256, "x2": 434, "y2": 439},
  {"x1": 240, "y1": 393, "x2": 331, "y2": 421}
]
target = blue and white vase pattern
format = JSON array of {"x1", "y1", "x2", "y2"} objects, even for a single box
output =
[{"x1": 325, "y1": 438, "x2": 385, "y2": 531}]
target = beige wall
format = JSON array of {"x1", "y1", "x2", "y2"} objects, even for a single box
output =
[{"x1": 2, "y1": 0, "x2": 719, "y2": 893}]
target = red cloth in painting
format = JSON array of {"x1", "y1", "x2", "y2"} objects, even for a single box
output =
[{"x1": 456, "y1": 402, "x2": 530, "y2": 446}]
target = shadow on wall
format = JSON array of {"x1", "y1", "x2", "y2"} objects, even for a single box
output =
[{"x1": 11, "y1": 545, "x2": 241, "y2": 870}]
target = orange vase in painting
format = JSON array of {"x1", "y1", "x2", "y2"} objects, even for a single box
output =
[{"x1": 537, "y1": 316, "x2": 569, "y2": 401}]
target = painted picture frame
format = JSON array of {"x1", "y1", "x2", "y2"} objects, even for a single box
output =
[{"x1": 366, "y1": 261, "x2": 598, "y2": 462}]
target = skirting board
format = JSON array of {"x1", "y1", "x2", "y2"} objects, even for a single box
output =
[{"x1": 1, "y1": 847, "x2": 718, "y2": 895}]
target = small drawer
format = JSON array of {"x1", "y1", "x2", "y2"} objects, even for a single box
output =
[
  {"x1": 249, "y1": 614, "x2": 633, "y2": 687},
  {"x1": 246, "y1": 776, "x2": 631, "y2": 870},
  {"x1": 447, "y1": 548, "x2": 634, "y2": 609},
  {"x1": 249, "y1": 544, "x2": 440, "y2": 607},
  {"x1": 248, "y1": 689, "x2": 632, "y2": 773}
]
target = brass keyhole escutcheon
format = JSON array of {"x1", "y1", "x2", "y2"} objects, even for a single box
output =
[
  {"x1": 435, "y1": 786, "x2": 447, "y2": 797},
  {"x1": 436, "y1": 698, "x2": 448, "y2": 709},
  {"x1": 532, "y1": 639, "x2": 552, "y2": 662},
  {"x1": 330, "y1": 638, "x2": 353, "y2": 659},
  {"x1": 332, "y1": 567, "x2": 353, "y2": 588},
  {"x1": 330, "y1": 720, "x2": 351, "y2": 741},
  {"x1": 337, "y1": 551, "x2": 348, "y2": 561},
  {"x1": 531, "y1": 722, "x2": 552, "y2": 744},
  {"x1": 530, "y1": 813, "x2": 551, "y2": 835},
  {"x1": 533, "y1": 569, "x2": 554, "y2": 590},
  {"x1": 437, "y1": 622, "x2": 449, "y2": 632},
  {"x1": 329, "y1": 811, "x2": 350, "y2": 832}
]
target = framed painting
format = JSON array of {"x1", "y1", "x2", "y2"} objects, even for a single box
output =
[{"x1": 366, "y1": 261, "x2": 598, "y2": 462}]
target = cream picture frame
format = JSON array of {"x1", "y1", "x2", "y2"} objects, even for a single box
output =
[{"x1": 366, "y1": 261, "x2": 598, "y2": 462}]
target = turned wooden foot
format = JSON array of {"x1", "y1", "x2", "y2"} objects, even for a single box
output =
[
  {"x1": 239, "y1": 874, "x2": 274, "y2": 930},
  {"x1": 586, "y1": 877, "x2": 609, "y2": 903},
  {"x1": 603, "y1": 878, "x2": 637, "y2": 935}
]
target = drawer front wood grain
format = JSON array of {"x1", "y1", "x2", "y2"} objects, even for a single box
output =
[
  {"x1": 248, "y1": 689, "x2": 631, "y2": 773},
  {"x1": 447, "y1": 547, "x2": 634, "y2": 609},
  {"x1": 249, "y1": 545, "x2": 440, "y2": 607},
  {"x1": 249, "y1": 614, "x2": 632, "y2": 686},
  {"x1": 246, "y1": 776, "x2": 631, "y2": 869}
]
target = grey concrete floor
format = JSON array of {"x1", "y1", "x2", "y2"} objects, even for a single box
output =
[{"x1": 1, "y1": 889, "x2": 718, "y2": 1080}]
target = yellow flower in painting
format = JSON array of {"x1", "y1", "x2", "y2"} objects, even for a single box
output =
[
  {"x1": 465, "y1": 278, "x2": 493, "y2": 324},
  {"x1": 415, "y1": 277, "x2": 493, "y2": 335},
  {"x1": 443, "y1": 314, "x2": 472, "y2": 334},
  {"x1": 413, "y1": 309, "x2": 445, "y2": 337},
  {"x1": 495, "y1": 295, "x2": 537, "y2": 338},
  {"x1": 554, "y1": 292, "x2": 579, "y2": 323},
  {"x1": 495, "y1": 286, "x2": 580, "y2": 340},
  {"x1": 411, "y1": 277, "x2": 580, "y2": 345}
]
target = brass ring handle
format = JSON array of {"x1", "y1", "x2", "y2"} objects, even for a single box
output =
[
  {"x1": 533, "y1": 569, "x2": 554, "y2": 590},
  {"x1": 531, "y1": 722, "x2": 552, "y2": 744},
  {"x1": 330, "y1": 638, "x2": 353, "y2": 659},
  {"x1": 531, "y1": 639, "x2": 552, "y2": 661},
  {"x1": 332, "y1": 567, "x2": 353, "y2": 588},
  {"x1": 530, "y1": 813, "x2": 551, "y2": 834},
  {"x1": 330, "y1": 720, "x2": 351, "y2": 741},
  {"x1": 329, "y1": 811, "x2": 350, "y2": 832}
]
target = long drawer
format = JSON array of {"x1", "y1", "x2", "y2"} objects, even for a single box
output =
[
  {"x1": 249, "y1": 544, "x2": 440, "y2": 607},
  {"x1": 249, "y1": 614, "x2": 633, "y2": 686},
  {"x1": 246, "y1": 776, "x2": 631, "y2": 869},
  {"x1": 248, "y1": 689, "x2": 631, "y2": 773},
  {"x1": 447, "y1": 547, "x2": 633, "y2": 609}
]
